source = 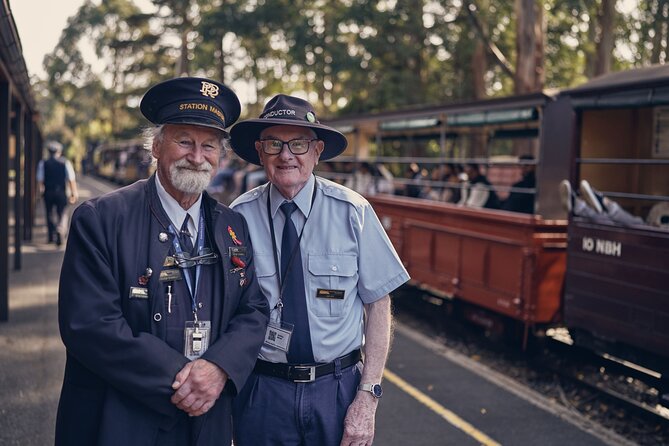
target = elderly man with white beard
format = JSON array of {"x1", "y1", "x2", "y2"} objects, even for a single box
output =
[{"x1": 55, "y1": 77, "x2": 269, "y2": 446}]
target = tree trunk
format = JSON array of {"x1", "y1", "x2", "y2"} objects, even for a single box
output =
[
  {"x1": 514, "y1": 0, "x2": 538, "y2": 94},
  {"x1": 533, "y1": 0, "x2": 545, "y2": 91},
  {"x1": 471, "y1": 40, "x2": 487, "y2": 99},
  {"x1": 176, "y1": 2, "x2": 192, "y2": 76},
  {"x1": 585, "y1": 6, "x2": 598, "y2": 78},
  {"x1": 218, "y1": 37, "x2": 226, "y2": 84},
  {"x1": 664, "y1": 1, "x2": 669, "y2": 64},
  {"x1": 651, "y1": 1, "x2": 668, "y2": 64},
  {"x1": 594, "y1": 0, "x2": 616, "y2": 76}
]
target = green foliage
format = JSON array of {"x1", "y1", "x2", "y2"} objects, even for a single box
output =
[{"x1": 34, "y1": 0, "x2": 662, "y2": 158}]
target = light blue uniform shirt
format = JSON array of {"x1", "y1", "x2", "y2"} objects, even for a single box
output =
[{"x1": 231, "y1": 175, "x2": 409, "y2": 363}]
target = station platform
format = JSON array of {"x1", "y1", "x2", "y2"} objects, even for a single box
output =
[
  {"x1": 376, "y1": 324, "x2": 635, "y2": 445},
  {"x1": 0, "y1": 176, "x2": 635, "y2": 445}
]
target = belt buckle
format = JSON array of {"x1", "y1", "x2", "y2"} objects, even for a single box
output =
[{"x1": 291, "y1": 365, "x2": 316, "y2": 383}]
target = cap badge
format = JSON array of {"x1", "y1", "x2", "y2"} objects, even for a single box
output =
[
  {"x1": 306, "y1": 112, "x2": 316, "y2": 123},
  {"x1": 200, "y1": 81, "x2": 220, "y2": 99}
]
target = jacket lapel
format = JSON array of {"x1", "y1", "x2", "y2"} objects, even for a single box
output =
[
  {"x1": 146, "y1": 175, "x2": 178, "y2": 339},
  {"x1": 206, "y1": 193, "x2": 234, "y2": 337}
]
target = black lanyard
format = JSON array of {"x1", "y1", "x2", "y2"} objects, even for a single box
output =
[{"x1": 267, "y1": 181, "x2": 318, "y2": 307}]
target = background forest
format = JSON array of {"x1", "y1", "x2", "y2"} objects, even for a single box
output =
[{"x1": 31, "y1": 0, "x2": 669, "y2": 163}]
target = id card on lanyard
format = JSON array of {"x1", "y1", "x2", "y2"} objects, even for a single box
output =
[{"x1": 169, "y1": 211, "x2": 212, "y2": 359}]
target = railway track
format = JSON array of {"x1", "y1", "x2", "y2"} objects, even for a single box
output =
[
  {"x1": 539, "y1": 334, "x2": 669, "y2": 422},
  {"x1": 392, "y1": 285, "x2": 669, "y2": 446}
]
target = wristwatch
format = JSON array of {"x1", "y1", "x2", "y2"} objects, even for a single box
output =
[{"x1": 358, "y1": 383, "x2": 383, "y2": 398}]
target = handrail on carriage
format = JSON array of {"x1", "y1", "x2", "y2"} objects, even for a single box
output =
[
  {"x1": 326, "y1": 155, "x2": 538, "y2": 166},
  {"x1": 577, "y1": 157, "x2": 669, "y2": 165}
]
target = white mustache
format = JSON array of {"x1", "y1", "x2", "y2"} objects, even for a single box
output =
[{"x1": 174, "y1": 159, "x2": 212, "y2": 172}]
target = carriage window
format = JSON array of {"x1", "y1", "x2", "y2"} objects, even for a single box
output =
[
  {"x1": 577, "y1": 107, "x2": 669, "y2": 228},
  {"x1": 319, "y1": 105, "x2": 543, "y2": 215}
]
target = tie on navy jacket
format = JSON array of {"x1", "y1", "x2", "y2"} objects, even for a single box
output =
[
  {"x1": 280, "y1": 202, "x2": 315, "y2": 364},
  {"x1": 180, "y1": 214, "x2": 195, "y2": 283}
]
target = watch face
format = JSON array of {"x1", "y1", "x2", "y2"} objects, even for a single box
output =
[{"x1": 372, "y1": 384, "x2": 383, "y2": 398}]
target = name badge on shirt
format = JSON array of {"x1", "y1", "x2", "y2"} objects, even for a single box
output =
[
  {"x1": 228, "y1": 246, "x2": 248, "y2": 257},
  {"x1": 129, "y1": 287, "x2": 149, "y2": 299},
  {"x1": 316, "y1": 288, "x2": 345, "y2": 300},
  {"x1": 263, "y1": 322, "x2": 293, "y2": 352},
  {"x1": 159, "y1": 269, "x2": 182, "y2": 282}
]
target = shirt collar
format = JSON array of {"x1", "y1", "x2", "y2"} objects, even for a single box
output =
[
  {"x1": 269, "y1": 175, "x2": 316, "y2": 219},
  {"x1": 155, "y1": 172, "x2": 202, "y2": 234}
]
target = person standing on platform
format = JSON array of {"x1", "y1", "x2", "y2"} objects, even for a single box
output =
[
  {"x1": 36, "y1": 140, "x2": 78, "y2": 246},
  {"x1": 230, "y1": 94, "x2": 410, "y2": 446},
  {"x1": 55, "y1": 77, "x2": 269, "y2": 446}
]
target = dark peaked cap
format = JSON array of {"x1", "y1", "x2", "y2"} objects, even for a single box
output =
[
  {"x1": 140, "y1": 77, "x2": 241, "y2": 133},
  {"x1": 230, "y1": 94, "x2": 347, "y2": 166}
]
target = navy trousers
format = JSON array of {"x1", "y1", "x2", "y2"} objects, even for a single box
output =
[
  {"x1": 44, "y1": 190, "x2": 67, "y2": 241},
  {"x1": 233, "y1": 360, "x2": 361, "y2": 446}
]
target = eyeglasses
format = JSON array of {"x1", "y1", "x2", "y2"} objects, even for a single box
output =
[
  {"x1": 258, "y1": 138, "x2": 317, "y2": 155},
  {"x1": 174, "y1": 248, "x2": 219, "y2": 268}
]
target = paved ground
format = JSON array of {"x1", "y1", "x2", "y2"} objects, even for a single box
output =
[
  {"x1": 0, "y1": 175, "x2": 636, "y2": 445},
  {"x1": 1, "y1": 198, "x2": 68, "y2": 445}
]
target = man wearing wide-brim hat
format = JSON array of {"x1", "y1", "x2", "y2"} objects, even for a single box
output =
[
  {"x1": 230, "y1": 94, "x2": 410, "y2": 446},
  {"x1": 55, "y1": 77, "x2": 269, "y2": 446}
]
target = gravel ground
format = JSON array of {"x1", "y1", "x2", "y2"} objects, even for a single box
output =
[{"x1": 392, "y1": 287, "x2": 669, "y2": 446}]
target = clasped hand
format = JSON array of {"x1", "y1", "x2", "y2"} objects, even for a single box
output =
[{"x1": 171, "y1": 359, "x2": 227, "y2": 417}]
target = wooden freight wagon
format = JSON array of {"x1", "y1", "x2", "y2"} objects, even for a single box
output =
[
  {"x1": 370, "y1": 196, "x2": 567, "y2": 344},
  {"x1": 562, "y1": 66, "x2": 669, "y2": 384}
]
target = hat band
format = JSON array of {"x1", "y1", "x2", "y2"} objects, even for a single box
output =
[{"x1": 261, "y1": 109, "x2": 297, "y2": 119}]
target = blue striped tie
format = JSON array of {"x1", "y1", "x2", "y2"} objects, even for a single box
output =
[
  {"x1": 180, "y1": 215, "x2": 195, "y2": 284},
  {"x1": 280, "y1": 202, "x2": 314, "y2": 364}
]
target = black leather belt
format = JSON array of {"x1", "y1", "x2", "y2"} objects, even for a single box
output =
[{"x1": 254, "y1": 349, "x2": 361, "y2": 383}]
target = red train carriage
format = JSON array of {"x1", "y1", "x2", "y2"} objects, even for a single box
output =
[{"x1": 370, "y1": 195, "x2": 566, "y2": 344}]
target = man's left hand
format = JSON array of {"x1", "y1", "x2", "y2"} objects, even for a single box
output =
[
  {"x1": 340, "y1": 391, "x2": 378, "y2": 446},
  {"x1": 171, "y1": 359, "x2": 228, "y2": 417}
]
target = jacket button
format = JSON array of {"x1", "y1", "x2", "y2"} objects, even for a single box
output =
[{"x1": 153, "y1": 313, "x2": 162, "y2": 322}]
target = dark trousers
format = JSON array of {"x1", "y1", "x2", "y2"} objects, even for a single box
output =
[
  {"x1": 233, "y1": 361, "x2": 361, "y2": 446},
  {"x1": 44, "y1": 190, "x2": 67, "y2": 241}
]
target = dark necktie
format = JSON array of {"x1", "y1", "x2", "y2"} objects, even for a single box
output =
[
  {"x1": 179, "y1": 214, "x2": 194, "y2": 254},
  {"x1": 179, "y1": 214, "x2": 196, "y2": 284},
  {"x1": 280, "y1": 202, "x2": 314, "y2": 364}
]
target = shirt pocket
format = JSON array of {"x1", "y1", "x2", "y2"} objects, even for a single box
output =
[
  {"x1": 253, "y1": 253, "x2": 279, "y2": 309},
  {"x1": 307, "y1": 254, "x2": 358, "y2": 317}
]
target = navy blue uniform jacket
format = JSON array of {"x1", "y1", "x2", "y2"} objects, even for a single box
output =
[{"x1": 55, "y1": 175, "x2": 269, "y2": 446}]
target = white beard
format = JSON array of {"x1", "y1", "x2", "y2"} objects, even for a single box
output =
[{"x1": 169, "y1": 159, "x2": 213, "y2": 194}]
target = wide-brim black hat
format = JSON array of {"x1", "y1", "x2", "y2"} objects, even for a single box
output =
[
  {"x1": 140, "y1": 77, "x2": 241, "y2": 133},
  {"x1": 230, "y1": 94, "x2": 347, "y2": 165}
]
